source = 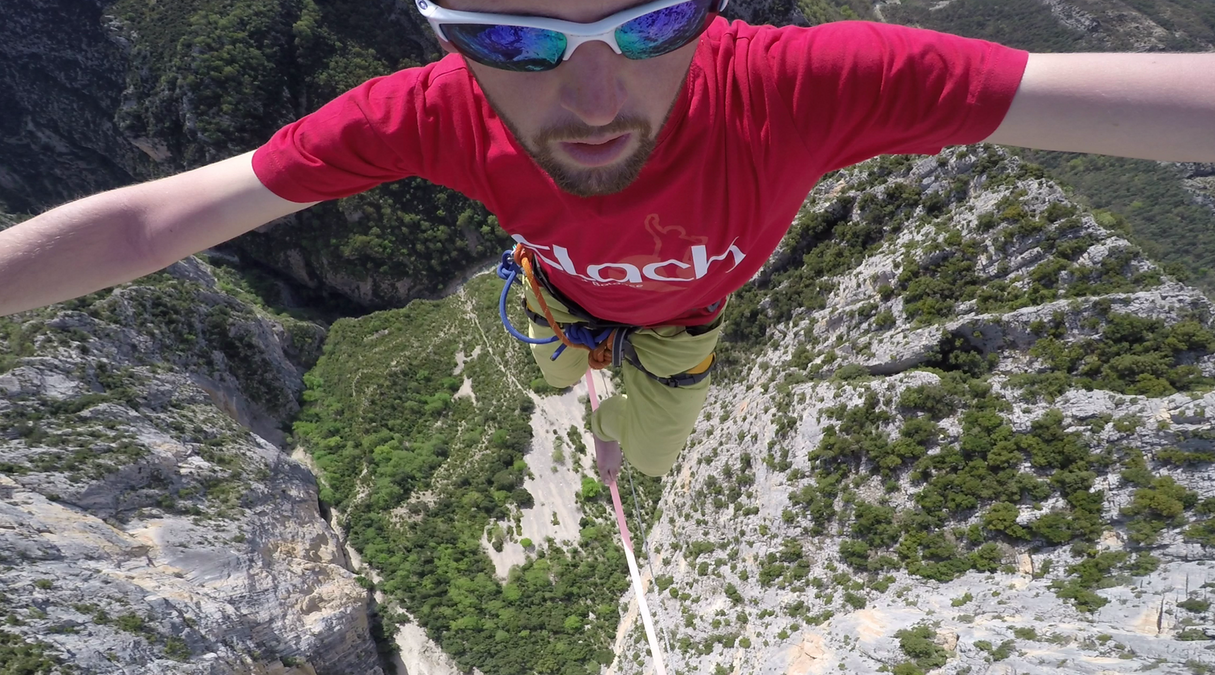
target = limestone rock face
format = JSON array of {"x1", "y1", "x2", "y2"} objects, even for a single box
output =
[
  {"x1": 0, "y1": 259, "x2": 381, "y2": 675},
  {"x1": 1178, "y1": 163, "x2": 1215, "y2": 212},
  {"x1": 605, "y1": 148, "x2": 1215, "y2": 674}
]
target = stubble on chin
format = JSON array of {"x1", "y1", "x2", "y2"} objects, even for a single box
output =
[
  {"x1": 532, "y1": 117, "x2": 657, "y2": 197},
  {"x1": 496, "y1": 113, "x2": 655, "y2": 198},
  {"x1": 477, "y1": 76, "x2": 681, "y2": 197}
]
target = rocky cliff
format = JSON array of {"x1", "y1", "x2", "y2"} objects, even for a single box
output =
[
  {"x1": 5, "y1": 0, "x2": 1215, "y2": 673},
  {"x1": 605, "y1": 146, "x2": 1215, "y2": 674},
  {"x1": 0, "y1": 256, "x2": 383, "y2": 674}
]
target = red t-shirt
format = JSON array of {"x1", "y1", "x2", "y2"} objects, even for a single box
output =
[{"x1": 252, "y1": 19, "x2": 1028, "y2": 327}]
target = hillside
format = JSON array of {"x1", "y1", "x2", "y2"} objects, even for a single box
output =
[
  {"x1": 878, "y1": 0, "x2": 1215, "y2": 294},
  {"x1": 615, "y1": 145, "x2": 1215, "y2": 674},
  {"x1": 2, "y1": 0, "x2": 1215, "y2": 673},
  {"x1": 0, "y1": 249, "x2": 389, "y2": 673},
  {"x1": 278, "y1": 146, "x2": 1215, "y2": 675}
]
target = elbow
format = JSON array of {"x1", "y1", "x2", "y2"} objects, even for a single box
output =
[{"x1": 114, "y1": 186, "x2": 182, "y2": 275}]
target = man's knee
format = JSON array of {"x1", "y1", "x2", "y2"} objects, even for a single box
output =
[
  {"x1": 529, "y1": 343, "x2": 587, "y2": 389},
  {"x1": 626, "y1": 447, "x2": 682, "y2": 477},
  {"x1": 542, "y1": 369, "x2": 583, "y2": 389},
  {"x1": 594, "y1": 394, "x2": 696, "y2": 477}
]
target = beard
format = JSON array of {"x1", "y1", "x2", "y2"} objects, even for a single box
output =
[
  {"x1": 479, "y1": 81, "x2": 681, "y2": 197},
  {"x1": 524, "y1": 116, "x2": 657, "y2": 197}
]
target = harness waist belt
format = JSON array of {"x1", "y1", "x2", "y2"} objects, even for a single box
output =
[{"x1": 523, "y1": 302, "x2": 715, "y2": 388}]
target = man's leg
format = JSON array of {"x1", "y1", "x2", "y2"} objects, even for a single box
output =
[
  {"x1": 524, "y1": 286, "x2": 588, "y2": 389},
  {"x1": 523, "y1": 282, "x2": 722, "y2": 478},
  {"x1": 522, "y1": 284, "x2": 623, "y2": 480},
  {"x1": 590, "y1": 323, "x2": 721, "y2": 477}
]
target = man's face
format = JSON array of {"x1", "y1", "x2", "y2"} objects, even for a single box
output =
[{"x1": 439, "y1": 0, "x2": 701, "y2": 197}]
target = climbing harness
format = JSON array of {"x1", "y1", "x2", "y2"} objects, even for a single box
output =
[
  {"x1": 586, "y1": 369, "x2": 669, "y2": 675},
  {"x1": 496, "y1": 244, "x2": 718, "y2": 387},
  {"x1": 496, "y1": 244, "x2": 632, "y2": 371}
]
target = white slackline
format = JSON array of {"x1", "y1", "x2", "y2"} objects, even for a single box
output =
[{"x1": 585, "y1": 368, "x2": 669, "y2": 675}]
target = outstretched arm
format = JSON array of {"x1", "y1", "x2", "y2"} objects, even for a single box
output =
[
  {"x1": 986, "y1": 52, "x2": 1215, "y2": 162},
  {"x1": 0, "y1": 151, "x2": 315, "y2": 317}
]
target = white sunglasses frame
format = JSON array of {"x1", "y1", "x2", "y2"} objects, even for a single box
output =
[{"x1": 415, "y1": 0, "x2": 730, "y2": 63}]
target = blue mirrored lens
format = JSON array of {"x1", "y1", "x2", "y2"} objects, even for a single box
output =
[
  {"x1": 445, "y1": 24, "x2": 566, "y2": 71},
  {"x1": 616, "y1": 0, "x2": 710, "y2": 60}
]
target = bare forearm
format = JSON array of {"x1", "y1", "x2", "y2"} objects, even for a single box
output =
[
  {"x1": 988, "y1": 53, "x2": 1215, "y2": 162},
  {"x1": 0, "y1": 189, "x2": 157, "y2": 316},
  {"x1": 0, "y1": 152, "x2": 314, "y2": 317}
]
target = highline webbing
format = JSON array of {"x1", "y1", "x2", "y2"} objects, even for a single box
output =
[{"x1": 585, "y1": 369, "x2": 668, "y2": 675}]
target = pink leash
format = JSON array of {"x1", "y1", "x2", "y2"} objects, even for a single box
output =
[{"x1": 585, "y1": 369, "x2": 669, "y2": 675}]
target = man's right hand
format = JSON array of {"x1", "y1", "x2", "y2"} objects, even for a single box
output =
[{"x1": 0, "y1": 150, "x2": 316, "y2": 317}]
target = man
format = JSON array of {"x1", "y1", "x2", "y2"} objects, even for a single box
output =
[{"x1": 1, "y1": 0, "x2": 1212, "y2": 484}]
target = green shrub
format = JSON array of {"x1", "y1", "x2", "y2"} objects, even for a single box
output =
[
  {"x1": 1126, "y1": 553, "x2": 1161, "y2": 576},
  {"x1": 834, "y1": 364, "x2": 870, "y2": 381},
  {"x1": 895, "y1": 624, "x2": 948, "y2": 671},
  {"x1": 990, "y1": 639, "x2": 1017, "y2": 660},
  {"x1": 1179, "y1": 598, "x2": 1211, "y2": 613},
  {"x1": 1012, "y1": 627, "x2": 1038, "y2": 640},
  {"x1": 0, "y1": 630, "x2": 65, "y2": 673},
  {"x1": 843, "y1": 591, "x2": 867, "y2": 609},
  {"x1": 115, "y1": 614, "x2": 146, "y2": 634},
  {"x1": 165, "y1": 637, "x2": 191, "y2": 660}
]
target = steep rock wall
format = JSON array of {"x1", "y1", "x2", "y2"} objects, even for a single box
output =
[
  {"x1": 0, "y1": 0, "x2": 148, "y2": 212},
  {"x1": 0, "y1": 258, "x2": 382, "y2": 674},
  {"x1": 605, "y1": 147, "x2": 1215, "y2": 674}
]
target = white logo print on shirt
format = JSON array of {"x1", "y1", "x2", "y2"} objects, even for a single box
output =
[{"x1": 511, "y1": 233, "x2": 748, "y2": 286}]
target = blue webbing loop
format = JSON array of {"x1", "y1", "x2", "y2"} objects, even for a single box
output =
[
  {"x1": 497, "y1": 250, "x2": 557, "y2": 346},
  {"x1": 551, "y1": 325, "x2": 615, "y2": 361},
  {"x1": 496, "y1": 249, "x2": 615, "y2": 361}
]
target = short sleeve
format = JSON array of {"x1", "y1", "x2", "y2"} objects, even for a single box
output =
[
  {"x1": 755, "y1": 21, "x2": 1028, "y2": 172},
  {"x1": 251, "y1": 55, "x2": 490, "y2": 203}
]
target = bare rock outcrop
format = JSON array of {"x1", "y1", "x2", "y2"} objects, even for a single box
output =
[
  {"x1": 0, "y1": 258, "x2": 381, "y2": 674},
  {"x1": 606, "y1": 148, "x2": 1215, "y2": 674}
]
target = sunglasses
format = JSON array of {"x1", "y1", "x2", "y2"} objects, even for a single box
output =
[{"x1": 415, "y1": 0, "x2": 729, "y2": 72}]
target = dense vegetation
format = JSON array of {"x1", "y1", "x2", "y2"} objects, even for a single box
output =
[
  {"x1": 1015, "y1": 151, "x2": 1215, "y2": 291},
  {"x1": 813, "y1": 365, "x2": 1214, "y2": 613},
  {"x1": 292, "y1": 274, "x2": 662, "y2": 674},
  {"x1": 0, "y1": 631, "x2": 70, "y2": 675},
  {"x1": 789, "y1": 0, "x2": 874, "y2": 24},
  {"x1": 884, "y1": 0, "x2": 1097, "y2": 52},
  {"x1": 886, "y1": 0, "x2": 1214, "y2": 51},
  {"x1": 721, "y1": 148, "x2": 1169, "y2": 370}
]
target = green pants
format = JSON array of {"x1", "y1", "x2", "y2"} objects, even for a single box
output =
[{"x1": 525, "y1": 285, "x2": 721, "y2": 477}]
